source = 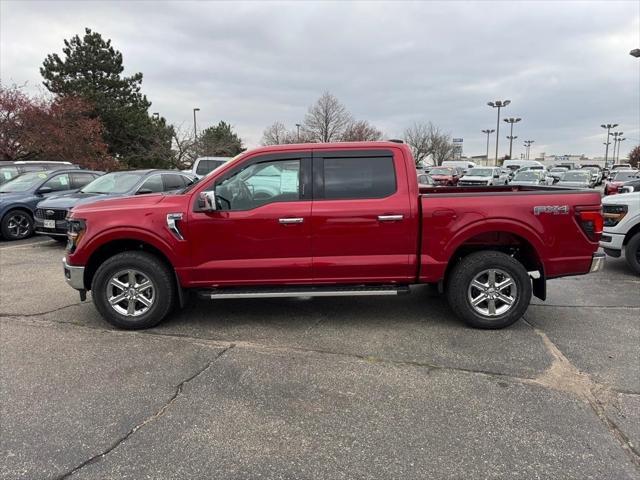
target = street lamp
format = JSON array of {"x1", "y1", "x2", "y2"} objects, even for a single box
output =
[
  {"x1": 481, "y1": 129, "x2": 495, "y2": 160},
  {"x1": 616, "y1": 137, "x2": 626, "y2": 163},
  {"x1": 630, "y1": 48, "x2": 640, "y2": 58},
  {"x1": 601, "y1": 123, "x2": 618, "y2": 167},
  {"x1": 487, "y1": 100, "x2": 510, "y2": 165},
  {"x1": 610, "y1": 132, "x2": 623, "y2": 164},
  {"x1": 523, "y1": 140, "x2": 535, "y2": 160},
  {"x1": 503, "y1": 117, "x2": 521, "y2": 160},
  {"x1": 295, "y1": 123, "x2": 301, "y2": 142}
]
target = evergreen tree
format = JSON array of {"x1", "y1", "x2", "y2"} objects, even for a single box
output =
[
  {"x1": 197, "y1": 121, "x2": 245, "y2": 157},
  {"x1": 40, "y1": 28, "x2": 171, "y2": 168}
]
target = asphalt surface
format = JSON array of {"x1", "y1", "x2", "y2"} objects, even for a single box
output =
[{"x1": 0, "y1": 237, "x2": 638, "y2": 479}]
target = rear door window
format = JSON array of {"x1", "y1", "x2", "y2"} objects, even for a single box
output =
[
  {"x1": 41, "y1": 173, "x2": 71, "y2": 192},
  {"x1": 138, "y1": 175, "x2": 164, "y2": 193},
  {"x1": 321, "y1": 156, "x2": 396, "y2": 200},
  {"x1": 71, "y1": 173, "x2": 98, "y2": 189}
]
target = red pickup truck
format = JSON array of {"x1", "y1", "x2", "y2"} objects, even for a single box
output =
[{"x1": 63, "y1": 141, "x2": 604, "y2": 330}]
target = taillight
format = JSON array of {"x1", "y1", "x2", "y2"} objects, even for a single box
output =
[{"x1": 575, "y1": 207, "x2": 603, "y2": 241}]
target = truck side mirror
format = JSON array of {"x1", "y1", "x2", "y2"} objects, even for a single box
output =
[
  {"x1": 197, "y1": 191, "x2": 217, "y2": 211},
  {"x1": 38, "y1": 186, "x2": 53, "y2": 195}
]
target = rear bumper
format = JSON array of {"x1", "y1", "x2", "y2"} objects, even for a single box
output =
[
  {"x1": 63, "y1": 257, "x2": 85, "y2": 290},
  {"x1": 589, "y1": 253, "x2": 605, "y2": 273}
]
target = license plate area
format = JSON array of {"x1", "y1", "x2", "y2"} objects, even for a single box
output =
[{"x1": 44, "y1": 220, "x2": 55, "y2": 229}]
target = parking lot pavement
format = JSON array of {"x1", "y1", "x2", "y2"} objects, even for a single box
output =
[{"x1": 0, "y1": 242, "x2": 639, "y2": 479}]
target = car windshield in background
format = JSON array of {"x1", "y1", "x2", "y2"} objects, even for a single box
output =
[
  {"x1": 81, "y1": 172, "x2": 144, "y2": 194},
  {"x1": 550, "y1": 168, "x2": 568, "y2": 173},
  {"x1": 612, "y1": 171, "x2": 638, "y2": 182},
  {"x1": 562, "y1": 171, "x2": 590, "y2": 181},
  {"x1": 513, "y1": 171, "x2": 539, "y2": 181},
  {"x1": 430, "y1": 168, "x2": 452, "y2": 175},
  {"x1": 0, "y1": 171, "x2": 47, "y2": 192},
  {"x1": 466, "y1": 168, "x2": 493, "y2": 176}
]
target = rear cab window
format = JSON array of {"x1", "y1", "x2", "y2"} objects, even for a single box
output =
[{"x1": 319, "y1": 155, "x2": 397, "y2": 200}]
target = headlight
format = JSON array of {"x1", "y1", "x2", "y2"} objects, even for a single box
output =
[
  {"x1": 603, "y1": 205, "x2": 627, "y2": 227},
  {"x1": 66, "y1": 218, "x2": 86, "y2": 253}
]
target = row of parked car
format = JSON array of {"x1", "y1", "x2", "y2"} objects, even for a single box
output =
[
  {"x1": 0, "y1": 157, "x2": 236, "y2": 241},
  {"x1": 417, "y1": 161, "x2": 639, "y2": 193}
]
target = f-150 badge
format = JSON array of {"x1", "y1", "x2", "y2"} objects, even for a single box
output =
[{"x1": 533, "y1": 205, "x2": 569, "y2": 215}]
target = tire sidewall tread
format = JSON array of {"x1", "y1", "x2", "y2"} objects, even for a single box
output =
[
  {"x1": 1, "y1": 209, "x2": 34, "y2": 241},
  {"x1": 624, "y1": 233, "x2": 640, "y2": 275}
]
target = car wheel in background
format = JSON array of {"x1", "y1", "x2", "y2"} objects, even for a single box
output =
[
  {"x1": 92, "y1": 251, "x2": 176, "y2": 329},
  {"x1": 1, "y1": 210, "x2": 34, "y2": 241},
  {"x1": 624, "y1": 232, "x2": 640, "y2": 275},
  {"x1": 446, "y1": 251, "x2": 532, "y2": 329}
]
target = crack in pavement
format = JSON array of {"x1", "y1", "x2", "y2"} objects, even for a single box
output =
[
  {"x1": 522, "y1": 318, "x2": 640, "y2": 470},
  {"x1": 0, "y1": 301, "x2": 86, "y2": 318},
  {"x1": 53, "y1": 344, "x2": 235, "y2": 480},
  {"x1": 529, "y1": 304, "x2": 640, "y2": 309}
]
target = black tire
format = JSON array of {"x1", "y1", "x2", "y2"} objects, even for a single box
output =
[
  {"x1": 92, "y1": 251, "x2": 176, "y2": 329},
  {"x1": 1, "y1": 209, "x2": 34, "y2": 241},
  {"x1": 446, "y1": 251, "x2": 532, "y2": 329},
  {"x1": 624, "y1": 233, "x2": 640, "y2": 275}
]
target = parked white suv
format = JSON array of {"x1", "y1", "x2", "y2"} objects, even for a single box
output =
[
  {"x1": 600, "y1": 192, "x2": 640, "y2": 274},
  {"x1": 191, "y1": 156, "x2": 232, "y2": 179},
  {"x1": 458, "y1": 167, "x2": 508, "y2": 186}
]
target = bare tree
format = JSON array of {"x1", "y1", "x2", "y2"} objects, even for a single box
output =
[
  {"x1": 303, "y1": 91, "x2": 352, "y2": 143},
  {"x1": 341, "y1": 120, "x2": 383, "y2": 142},
  {"x1": 261, "y1": 121, "x2": 293, "y2": 145},
  {"x1": 403, "y1": 122, "x2": 454, "y2": 166},
  {"x1": 170, "y1": 123, "x2": 196, "y2": 169}
]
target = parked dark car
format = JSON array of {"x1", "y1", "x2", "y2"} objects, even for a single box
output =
[
  {"x1": 604, "y1": 170, "x2": 640, "y2": 196},
  {"x1": 417, "y1": 172, "x2": 435, "y2": 185},
  {"x1": 34, "y1": 169, "x2": 196, "y2": 239},
  {"x1": 0, "y1": 161, "x2": 78, "y2": 186},
  {"x1": 620, "y1": 178, "x2": 640, "y2": 193},
  {"x1": 0, "y1": 169, "x2": 101, "y2": 241}
]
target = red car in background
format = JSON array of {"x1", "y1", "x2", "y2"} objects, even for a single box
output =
[
  {"x1": 428, "y1": 166, "x2": 462, "y2": 186},
  {"x1": 604, "y1": 170, "x2": 640, "y2": 195}
]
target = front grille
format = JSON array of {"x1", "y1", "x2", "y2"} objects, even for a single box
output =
[{"x1": 35, "y1": 208, "x2": 68, "y2": 220}]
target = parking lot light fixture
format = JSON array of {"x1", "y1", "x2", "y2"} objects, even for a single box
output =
[
  {"x1": 481, "y1": 129, "x2": 495, "y2": 159},
  {"x1": 503, "y1": 117, "x2": 521, "y2": 160},
  {"x1": 616, "y1": 138, "x2": 626, "y2": 163},
  {"x1": 601, "y1": 123, "x2": 618, "y2": 167},
  {"x1": 488, "y1": 100, "x2": 511, "y2": 165},
  {"x1": 523, "y1": 140, "x2": 535, "y2": 160},
  {"x1": 610, "y1": 132, "x2": 623, "y2": 164}
]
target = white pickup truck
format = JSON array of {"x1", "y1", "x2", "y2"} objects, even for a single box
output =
[{"x1": 601, "y1": 192, "x2": 640, "y2": 274}]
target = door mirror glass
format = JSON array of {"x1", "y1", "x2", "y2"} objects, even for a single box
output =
[
  {"x1": 198, "y1": 191, "x2": 216, "y2": 211},
  {"x1": 38, "y1": 186, "x2": 53, "y2": 194}
]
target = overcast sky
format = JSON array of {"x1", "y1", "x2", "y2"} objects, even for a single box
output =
[{"x1": 1, "y1": 0, "x2": 639, "y2": 159}]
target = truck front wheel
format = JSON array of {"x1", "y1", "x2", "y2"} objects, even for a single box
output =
[
  {"x1": 92, "y1": 251, "x2": 176, "y2": 329},
  {"x1": 446, "y1": 251, "x2": 532, "y2": 329},
  {"x1": 624, "y1": 232, "x2": 640, "y2": 275}
]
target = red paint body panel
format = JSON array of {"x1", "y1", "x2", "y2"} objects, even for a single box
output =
[{"x1": 66, "y1": 141, "x2": 601, "y2": 291}]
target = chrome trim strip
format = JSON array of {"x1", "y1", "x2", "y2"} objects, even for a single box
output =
[
  {"x1": 63, "y1": 257, "x2": 85, "y2": 290},
  {"x1": 166, "y1": 213, "x2": 185, "y2": 240},
  {"x1": 278, "y1": 218, "x2": 304, "y2": 224},
  {"x1": 378, "y1": 215, "x2": 404, "y2": 222},
  {"x1": 589, "y1": 253, "x2": 605, "y2": 273}
]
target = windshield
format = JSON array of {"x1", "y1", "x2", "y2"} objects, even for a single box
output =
[
  {"x1": 81, "y1": 172, "x2": 145, "y2": 194},
  {"x1": 513, "y1": 171, "x2": 539, "y2": 181},
  {"x1": 466, "y1": 168, "x2": 494, "y2": 176},
  {"x1": 430, "y1": 167, "x2": 453, "y2": 175},
  {"x1": 0, "y1": 171, "x2": 47, "y2": 192},
  {"x1": 612, "y1": 171, "x2": 638, "y2": 182},
  {"x1": 562, "y1": 171, "x2": 590, "y2": 181}
]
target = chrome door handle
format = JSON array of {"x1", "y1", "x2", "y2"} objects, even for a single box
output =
[
  {"x1": 378, "y1": 215, "x2": 404, "y2": 222},
  {"x1": 279, "y1": 217, "x2": 304, "y2": 224}
]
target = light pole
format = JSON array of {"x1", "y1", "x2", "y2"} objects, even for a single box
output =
[
  {"x1": 524, "y1": 140, "x2": 535, "y2": 160},
  {"x1": 295, "y1": 123, "x2": 301, "y2": 142},
  {"x1": 616, "y1": 137, "x2": 626, "y2": 163},
  {"x1": 601, "y1": 123, "x2": 618, "y2": 167},
  {"x1": 193, "y1": 108, "x2": 200, "y2": 142},
  {"x1": 488, "y1": 100, "x2": 510, "y2": 165},
  {"x1": 481, "y1": 129, "x2": 495, "y2": 161},
  {"x1": 610, "y1": 132, "x2": 623, "y2": 164},
  {"x1": 503, "y1": 117, "x2": 521, "y2": 160}
]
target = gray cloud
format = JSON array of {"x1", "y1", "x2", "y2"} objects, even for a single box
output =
[{"x1": 1, "y1": 0, "x2": 638, "y2": 158}]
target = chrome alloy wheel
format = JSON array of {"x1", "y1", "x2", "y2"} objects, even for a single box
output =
[
  {"x1": 467, "y1": 268, "x2": 517, "y2": 317},
  {"x1": 7, "y1": 213, "x2": 31, "y2": 238},
  {"x1": 107, "y1": 269, "x2": 156, "y2": 317}
]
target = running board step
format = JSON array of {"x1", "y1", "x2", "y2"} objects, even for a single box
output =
[{"x1": 196, "y1": 285, "x2": 410, "y2": 300}]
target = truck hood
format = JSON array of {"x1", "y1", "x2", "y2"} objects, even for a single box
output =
[
  {"x1": 602, "y1": 191, "x2": 640, "y2": 207},
  {"x1": 71, "y1": 193, "x2": 166, "y2": 215},
  {"x1": 37, "y1": 191, "x2": 125, "y2": 210}
]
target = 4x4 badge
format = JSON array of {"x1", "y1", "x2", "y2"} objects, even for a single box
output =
[{"x1": 533, "y1": 205, "x2": 569, "y2": 215}]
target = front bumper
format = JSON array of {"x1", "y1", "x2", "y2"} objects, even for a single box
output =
[
  {"x1": 599, "y1": 231, "x2": 625, "y2": 252},
  {"x1": 589, "y1": 253, "x2": 605, "y2": 273},
  {"x1": 63, "y1": 257, "x2": 85, "y2": 290},
  {"x1": 34, "y1": 217, "x2": 69, "y2": 236}
]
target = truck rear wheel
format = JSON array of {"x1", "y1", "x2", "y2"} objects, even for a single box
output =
[
  {"x1": 92, "y1": 251, "x2": 175, "y2": 329},
  {"x1": 446, "y1": 251, "x2": 532, "y2": 329},
  {"x1": 624, "y1": 232, "x2": 640, "y2": 275}
]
